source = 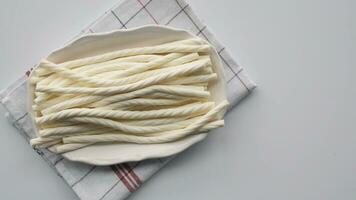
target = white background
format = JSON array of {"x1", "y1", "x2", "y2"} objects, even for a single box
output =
[{"x1": 0, "y1": 0, "x2": 355, "y2": 199}]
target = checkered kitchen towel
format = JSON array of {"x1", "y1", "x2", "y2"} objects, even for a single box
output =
[{"x1": 0, "y1": 0, "x2": 256, "y2": 199}]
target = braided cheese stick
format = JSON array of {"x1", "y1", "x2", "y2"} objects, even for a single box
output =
[
  {"x1": 32, "y1": 55, "x2": 165, "y2": 102},
  {"x1": 72, "y1": 55, "x2": 161, "y2": 73},
  {"x1": 32, "y1": 114, "x2": 204, "y2": 148},
  {"x1": 34, "y1": 47, "x2": 199, "y2": 87},
  {"x1": 37, "y1": 54, "x2": 202, "y2": 93},
  {"x1": 144, "y1": 93, "x2": 186, "y2": 100},
  {"x1": 40, "y1": 85, "x2": 209, "y2": 114},
  {"x1": 92, "y1": 53, "x2": 200, "y2": 80},
  {"x1": 40, "y1": 115, "x2": 194, "y2": 136},
  {"x1": 32, "y1": 127, "x2": 115, "y2": 148},
  {"x1": 36, "y1": 58, "x2": 210, "y2": 94},
  {"x1": 40, "y1": 116, "x2": 200, "y2": 137},
  {"x1": 33, "y1": 94, "x2": 79, "y2": 111},
  {"x1": 100, "y1": 98, "x2": 189, "y2": 110},
  {"x1": 91, "y1": 56, "x2": 207, "y2": 85},
  {"x1": 34, "y1": 99, "x2": 222, "y2": 149},
  {"x1": 30, "y1": 137, "x2": 61, "y2": 147},
  {"x1": 80, "y1": 62, "x2": 212, "y2": 90},
  {"x1": 35, "y1": 45, "x2": 202, "y2": 89},
  {"x1": 39, "y1": 125, "x2": 98, "y2": 137},
  {"x1": 33, "y1": 55, "x2": 162, "y2": 77},
  {"x1": 52, "y1": 119, "x2": 222, "y2": 154},
  {"x1": 36, "y1": 102, "x2": 214, "y2": 124},
  {"x1": 33, "y1": 53, "x2": 185, "y2": 104},
  {"x1": 36, "y1": 53, "x2": 184, "y2": 86},
  {"x1": 35, "y1": 53, "x2": 204, "y2": 107},
  {"x1": 33, "y1": 53, "x2": 201, "y2": 105},
  {"x1": 62, "y1": 119, "x2": 225, "y2": 145},
  {"x1": 36, "y1": 140, "x2": 62, "y2": 148},
  {"x1": 122, "y1": 116, "x2": 194, "y2": 126},
  {"x1": 33, "y1": 38, "x2": 205, "y2": 77},
  {"x1": 164, "y1": 73, "x2": 217, "y2": 85},
  {"x1": 34, "y1": 93, "x2": 188, "y2": 112},
  {"x1": 40, "y1": 121, "x2": 77, "y2": 129},
  {"x1": 51, "y1": 143, "x2": 93, "y2": 154},
  {"x1": 33, "y1": 48, "x2": 201, "y2": 102},
  {"x1": 39, "y1": 102, "x2": 226, "y2": 150},
  {"x1": 53, "y1": 44, "x2": 211, "y2": 71},
  {"x1": 84, "y1": 53, "x2": 199, "y2": 80},
  {"x1": 31, "y1": 62, "x2": 140, "y2": 84},
  {"x1": 36, "y1": 63, "x2": 207, "y2": 95},
  {"x1": 36, "y1": 128, "x2": 114, "y2": 146}
]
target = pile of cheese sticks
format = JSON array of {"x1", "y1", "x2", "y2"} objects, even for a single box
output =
[{"x1": 29, "y1": 37, "x2": 229, "y2": 154}]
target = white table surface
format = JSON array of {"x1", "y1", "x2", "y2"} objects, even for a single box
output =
[{"x1": 0, "y1": 0, "x2": 355, "y2": 199}]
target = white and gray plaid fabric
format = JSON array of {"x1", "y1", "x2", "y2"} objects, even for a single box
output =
[{"x1": 0, "y1": 0, "x2": 256, "y2": 199}]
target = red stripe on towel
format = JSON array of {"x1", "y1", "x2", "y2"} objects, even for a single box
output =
[
  {"x1": 118, "y1": 164, "x2": 138, "y2": 189},
  {"x1": 123, "y1": 163, "x2": 142, "y2": 186},
  {"x1": 111, "y1": 165, "x2": 135, "y2": 192}
]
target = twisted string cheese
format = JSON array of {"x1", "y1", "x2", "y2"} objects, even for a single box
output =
[
  {"x1": 40, "y1": 85, "x2": 209, "y2": 114},
  {"x1": 36, "y1": 59, "x2": 211, "y2": 95},
  {"x1": 29, "y1": 37, "x2": 229, "y2": 154},
  {"x1": 36, "y1": 102, "x2": 214, "y2": 124},
  {"x1": 33, "y1": 53, "x2": 201, "y2": 105},
  {"x1": 33, "y1": 41, "x2": 205, "y2": 104}
]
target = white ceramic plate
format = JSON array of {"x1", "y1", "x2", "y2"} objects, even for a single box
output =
[{"x1": 28, "y1": 25, "x2": 227, "y2": 166}]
